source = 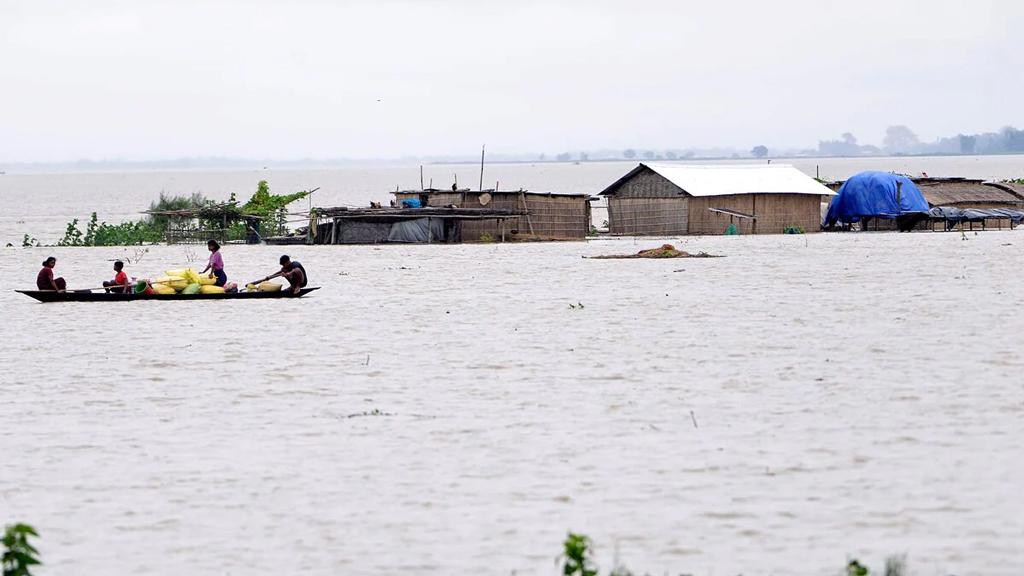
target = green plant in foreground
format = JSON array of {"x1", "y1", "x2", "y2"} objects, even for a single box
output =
[
  {"x1": 847, "y1": 559, "x2": 870, "y2": 576},
  {"x1": 561, "y1": 533, "x2": 598, "y2": 576},
  {"x1": 2, "y1": 523, "x2": 41, "y2": 576}
]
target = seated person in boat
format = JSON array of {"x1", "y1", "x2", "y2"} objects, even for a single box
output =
[
  {"x1": 258, "y1": 255, "x2": 308, "y2": 294},
  {"x1": 102, "y1": 260, "x2": 131, "y2": 293},
  {"x1": 36, "y1": 256, "x2": 66, "y2": 292}
]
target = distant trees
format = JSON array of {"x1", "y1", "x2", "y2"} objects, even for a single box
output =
[
  {"x1": 818, "y1": 132, "x2": 879, "y2": 156},
  {"x1": 579, "y1": 152, "x2": 589, "y2": 161},
  {"x1": 665, "y1": 150, "x2": 678, "y2": 160},
  {"x1": 883, "y1": 125, "x2": 920, "y2": 154},
  {"x1": 642, "y1": 150, "x2": 655, "y2": 160},
  {"x1": 555, "y1": 152, "x2": 572, "y2": 162},
  {"x1": 750, "y1": 145, "x2": 768, "y2": 158},
  {"x1": 623, "y1": 149, "x2": 636, "y2": 159}
]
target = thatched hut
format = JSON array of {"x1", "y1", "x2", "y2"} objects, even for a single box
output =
[
  {"x1": 825, "y1": 176, "x2": 1024, "y2": 231},
  {"x1": 392, "y1": 189, "x2": 593, "y2": 241},
  {"x1": 599, "y1": 163, "x2": 834, "y2": 235},
  {"x1": 915, "y1": 178, "x2": 1024, "y2": 209}
]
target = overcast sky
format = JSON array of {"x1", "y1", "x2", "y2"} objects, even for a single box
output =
[{"x1": 1, "y1": 0, "x2": 1021, "y2": 162}]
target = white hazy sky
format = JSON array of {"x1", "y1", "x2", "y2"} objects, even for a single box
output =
[{"x1": 1, "y1": 0, "x2": 1021, "y2": 162}]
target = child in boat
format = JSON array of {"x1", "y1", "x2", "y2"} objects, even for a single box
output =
[
  {"x1": 36, "y1": 256, "x2": 66, "y2": 292},
  {"x1": 200, "y1": 239, "x2": 227, "y2": 287},
  {"x1": 103, "y1": 260, "x2": 131, "y2": 293}
]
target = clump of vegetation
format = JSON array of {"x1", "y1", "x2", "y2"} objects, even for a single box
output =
[
  {"x1": 560, "y1": 533, "x2": 598, "y2": 576},
  {"x1": 1003, "y1": 177, "x2": 1024, "y2": 185},
  {"x1": 57, "y1": 212, "x2": 162, "y2": 246},
  {"x1": 21, "y1": 235, "x2": 39, "y2": 248},
  {"x1": 478, "y1": 232, "x2": 495, "y2": 243},
  {"x1": 2, "y1": 523, "x2": 41, "y2": 576},
  {"x1": 783, "y1": 225, "x2": 806, "y2": 234},
  {"x1": 242, "y1": 180, "x2": 310, "y2": 237},
  {"x1": 51, "y1": 181, "x2": 311, "y2": 246},
  {"x1": 588, "y1": 244, "x2": 722, "y2": 259}
]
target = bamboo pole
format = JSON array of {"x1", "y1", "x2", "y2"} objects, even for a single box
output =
[{"x1": 479, "y1": 144, "x2": 485, "y2": 191}]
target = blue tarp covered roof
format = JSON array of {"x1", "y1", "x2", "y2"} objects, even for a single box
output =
[{"x1": 824, "y1": 171, "x2": 929, "y2": 225}]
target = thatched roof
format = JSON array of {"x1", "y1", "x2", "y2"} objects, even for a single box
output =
[
  {"x1": 984, "y1": 181, "x2": 1024, "y2": 201},
  {"x1": 315, "y1": 206, "x2": 525, "y2": 220},
  {"x1": 914, "y1": 179, "x2": 1024, "y2": 207}
]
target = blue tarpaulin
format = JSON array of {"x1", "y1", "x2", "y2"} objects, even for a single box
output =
[{"x1": 824, "y1": 171, "x2": 929, "y2": 226}]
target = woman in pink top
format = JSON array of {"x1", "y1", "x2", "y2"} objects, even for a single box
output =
[{"x1": 200, "y1": 239, "x2": 227, "y2": 287}]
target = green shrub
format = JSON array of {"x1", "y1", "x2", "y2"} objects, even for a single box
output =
[{"x1": 2, "y1": 523, "x2": 41, "y2": 576}]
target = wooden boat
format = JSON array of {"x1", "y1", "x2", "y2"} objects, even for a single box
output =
[{"x1": 16, "y1": 287, "x2": 319, "y2": 303}]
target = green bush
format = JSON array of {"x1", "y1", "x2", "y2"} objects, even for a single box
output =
[
  {"x1": 2, "y1": 523, "x2": 41, "y2": 576},
  {"x1": 57, "y1": 213, "x2": 162, "y2": 246}
]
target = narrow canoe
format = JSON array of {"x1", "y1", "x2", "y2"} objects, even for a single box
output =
[{"x1": 16, "y1": 287, "x2": 320, "y2": 303}]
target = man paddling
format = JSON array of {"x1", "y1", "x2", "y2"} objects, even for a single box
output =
[{"x1": 257, "y1": 255, "x2": 307, "y2": 294}]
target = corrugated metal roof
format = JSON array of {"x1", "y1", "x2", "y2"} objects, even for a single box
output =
[{"x1": 601, "y1": 163, "x2": 835, "y2": 197}]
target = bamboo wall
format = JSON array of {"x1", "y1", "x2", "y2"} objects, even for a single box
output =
[
  {"x1": 608, "y1": 197, "x2": 688, "y2": 234},
  {"x1": 687, "y1": 194, "x2": 822, "y2": 235},
  {"x1": 394, "y1": 192, "x2": 590, "y2": 240}
]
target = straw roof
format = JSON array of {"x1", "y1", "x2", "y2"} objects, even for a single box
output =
[{"x1": 914, "y1": 179, "x2": 1024, "y2": 206}]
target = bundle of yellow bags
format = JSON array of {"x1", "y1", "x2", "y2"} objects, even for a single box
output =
[{"x1": 151, "y1": 267, "x2": 220, "y2": 295}]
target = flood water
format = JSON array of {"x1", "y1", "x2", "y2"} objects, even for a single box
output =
[{"x1": 1, "y1": 158, "x2": 1023, "y2": 575}]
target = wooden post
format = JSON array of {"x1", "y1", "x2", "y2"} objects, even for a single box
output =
[
  {"x1": 520, "y1": 191, "x2": 535, "y2": 234},
  {"x1": 479, "y1": 144, "x2": 485, "y2": 191},
  {"x1": 427, "y1": 218, "x2": 432, "y2": 243},
  {"x1": 330, "y1": 218, "x2": 337, "y2": 245},
  {"x1": 420, "y1": 165, "x2": 424, "y2": 191}
]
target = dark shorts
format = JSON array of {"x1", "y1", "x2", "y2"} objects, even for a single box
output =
[{"x1": 213, "y1": 268, "x2": 227, "y2": 287}]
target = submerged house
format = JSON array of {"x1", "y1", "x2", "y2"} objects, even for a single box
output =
[
  {"x1": 392, "y1": 189, "x2": 593, "y2": 241},
  {"x1": 915, "y1": 178, "x2": 1024, "y2": 231},
  {"x1": 825, "y1": 174, "x2": 1024, "y2": 231},
  {"x1": 824, "y1": 172, "x2": 930, "y2": 230},
  {"x1": 599, "y1": 163, "x2": 833, "y2": 235},
  {"x1": 300, "y1": 205, "x2": 525, "y2": 244}
]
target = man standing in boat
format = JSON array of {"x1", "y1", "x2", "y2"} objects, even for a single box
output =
[{"x1": 257, "y1": 255, "x2": 307, "y2": 294}]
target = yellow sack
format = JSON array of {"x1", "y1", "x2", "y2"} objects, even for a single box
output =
[
  {"x1": 199, "y1": 285, "x2": 225, "y2": 294},
  {"x1": 258, "y1": 282, "x2": 283, "y2": 292},
  {"x1": 165, "y1": 269, "x2": 187, "y2": 278},
  {"x1": 155, "y1": 276, "x2": 188, "y2": 291},
  {"x1": 245, "y1": 283, "x2": 257, "y2": 292},
  {"x1": 182, "y1": 268, "x2": 201, "y2": 284},
  {"x1": 151, "y1": 283, "x2": 176, "y2": 295},
  {"x1": 197, "y1": 274, "x2": 216, "y2": 286}
]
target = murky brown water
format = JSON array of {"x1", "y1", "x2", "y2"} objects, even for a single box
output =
[{"x1": 2, "y1": 228, "x2": 1022, "y2": 575}]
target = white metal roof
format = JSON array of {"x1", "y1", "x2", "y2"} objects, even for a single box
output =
[{"x1": 631, "y1": 163, "x2": 835, "y2": 197}]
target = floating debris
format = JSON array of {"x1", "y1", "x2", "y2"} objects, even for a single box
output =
[{"x1": 586, "y1": 244, "x2": 722, "y2": 259}]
